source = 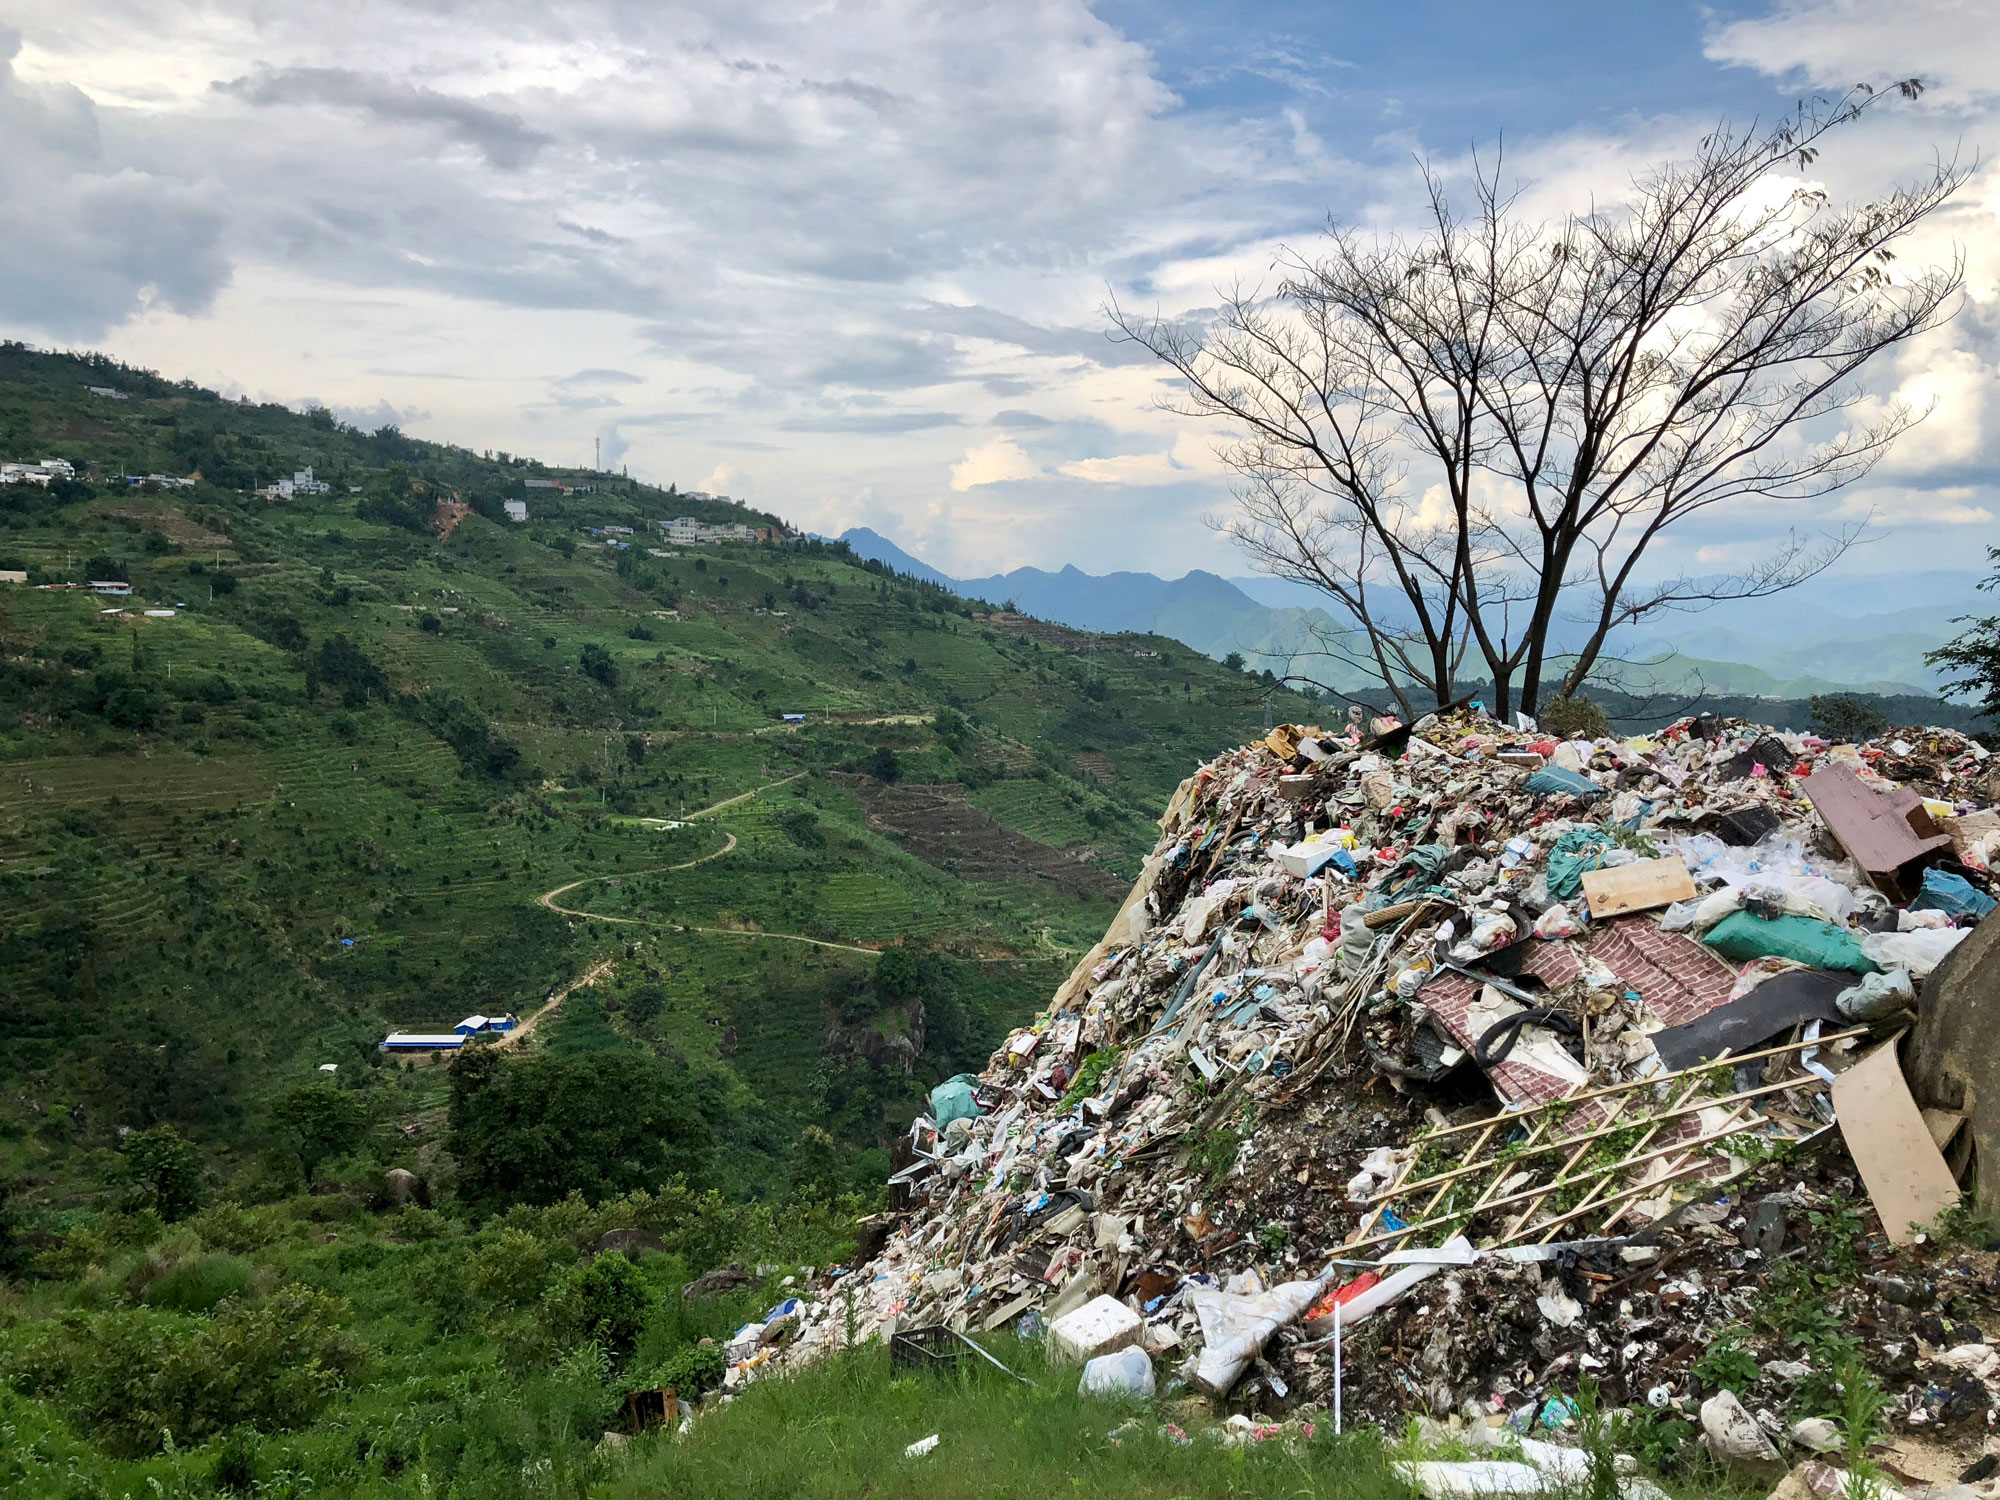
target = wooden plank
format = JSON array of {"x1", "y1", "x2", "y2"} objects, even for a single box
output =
[
  {"x1": 1801, "y1": 764, "x2": 1953, "y2": 897},
  {"x1": 1831, "y1": 1039, "x2": 1961, "y2": 1244},
  {"x1": 1922, "y1": 1107, "x2": 1968, "y2": 1152},
  {"x1": 1580, "y1": 857, "x2": 1696, "y2": 919}
]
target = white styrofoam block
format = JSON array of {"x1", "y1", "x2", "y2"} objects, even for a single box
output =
[{"x1": 1047, "y1": 1294, "x2": 1142, "y2": 1364}]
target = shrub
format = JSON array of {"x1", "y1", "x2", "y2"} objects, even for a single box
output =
[
  {"x1": 640, "y1": 1341, "x2": 725, "y2": 1397},
  {"x1": 539, "y1": 1252, "x2": 650, "y2": 1363},
  {"x1": 580, "y1": 643, "x2": 619, "y2": 688},
  {"x1": 1540, "y1": 694, "x2": 1610, "y2": 740},
  {"x1": 447, "y1": 1049, "x2": 712, "y2": 1209},
  {"x1": 137, "y1": 1251, "x2": 254, "y2": 1314},
  {"x1": 1810, "y1": 693, "x2": 1890, "y2": 744},
  {"x1": 121, "y1": 1123, "x2": 206, "y2": 1221},
  {"x1": 4, "y1": 1285, "x2": 363, "y2": 1456}
]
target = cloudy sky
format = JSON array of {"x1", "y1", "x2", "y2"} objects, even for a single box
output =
[{"x1": 3, "y1": 0, "x2": 1998, "y2": 582}]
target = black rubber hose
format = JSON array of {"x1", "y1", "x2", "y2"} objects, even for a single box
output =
[{"x1": 1472, "y1": 1007, "x2": 1582, "y2": 1070}]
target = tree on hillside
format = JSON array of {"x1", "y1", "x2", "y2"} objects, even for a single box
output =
[
  {"x1": 447, "y1": 1049, "x2": 712, "y2": 1209},
  {"x1": 265, "y1": 1083, "x2": 371, "y2": 1186},
  {"x1": 121, "y1": 1123, "x2": 206, "y2": 1222},
  {"x1": 1115, "y1": 88, "x2": 1963, "y2": 717},
  {"x1": 1927, "y1": 547, "x2": 2000, "y2": 723},
  {"x1": 579, "y1": 643, "x2": 619, "y2": 689}
]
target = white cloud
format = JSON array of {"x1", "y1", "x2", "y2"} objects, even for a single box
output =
[
  {"x1": 1706, "y1": 0, "x2": 2000, "y2": 103},
  {"x1": 1, "y1": 0, "x2": 1996, "y2": 585},
  {"x1": 699, "y1": 461, "x2": 746, "y2": 496},
  {"x1": 949, "y1": 436, "x2": 1042, "y2": 490}
]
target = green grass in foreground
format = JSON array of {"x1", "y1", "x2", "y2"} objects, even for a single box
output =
[{"x1": 603, "y1": 1345, "x2": 1408, "y2": 1500}]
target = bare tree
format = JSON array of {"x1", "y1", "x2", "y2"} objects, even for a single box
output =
[{"x1": 1112, "y1": 87, "x2": 1966, "y2": 719}]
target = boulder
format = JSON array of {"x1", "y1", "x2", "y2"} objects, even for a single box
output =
[
  {"x1": 384, "y1": 1167, "x2": 420, "y2": 1204},
  {"x1": 682, "y1": 1260, "x2": 755, "y2": 1300},
  {"x1": 596, "y1": 1228, "x2": 669, "y2": 1258},
  {"x1": 1701, "y1": 1390, "x2": 1786, "y2": 1482}
]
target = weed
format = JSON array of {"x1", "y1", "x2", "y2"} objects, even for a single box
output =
[
  {"x1": 1185, "y1": 1127, "x2": 1243, "y2": 1186},
  {"x1": 1917, "y1": 1197, "x2": 1990, "y2": 1250},
  {"x1": 1569, "y1": 1377, "x2": 1624, "y2": 1500},
  {"x1": 1059, "y1": 1048, "x2": 1121, "y2": 1111},
  {"x1": 1692, "y1": 1327, "x2": 1761, "y2": 1395},
  {"x1": 1807, "y1": 1196, "x2": 1866, "y2": 1281}
]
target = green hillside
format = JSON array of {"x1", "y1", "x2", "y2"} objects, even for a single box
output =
[{"x1": 0, "y1": 342, "x2": 1313, "y2": 1199}]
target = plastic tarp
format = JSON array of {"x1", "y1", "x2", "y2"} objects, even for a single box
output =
[
  {"x1": 1546, "y1": 827, "x2": 1612, "y2": 901},
  {"x1": 1525, "y1": 765, "x2": 1603, "y2": 800},
  {"x1": 928, "y1": 1073, "x2": 984, "y2": 1127},
  {"x1": 1912, "y1": 867, "x2": 1998, "y2": 920},
  {"x1": 1701, "y1": 911, "x2": 1877, "y2": 972}
]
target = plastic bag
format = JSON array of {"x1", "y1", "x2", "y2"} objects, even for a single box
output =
[
  {"x1": 1546, "y1": 827, "x2": 1612, "y2": 899},
  {"x1": 1911, "y1": 867, "x2": 1998, "y2": 920},
  {"x1": 1836, "y1": 968, "x2": 1916, "y2": 1021},
  {"x1": 1859, "y1": 925, "x2": 1970, "y2": 978},
  {"x1": 1533, "y1": 903, "x2": 1581, "y2": 940}
]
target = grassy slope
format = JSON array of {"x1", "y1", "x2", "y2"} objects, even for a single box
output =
[{"x1": 0, "y1": 343, "x2": 1313, "y2": 1197}]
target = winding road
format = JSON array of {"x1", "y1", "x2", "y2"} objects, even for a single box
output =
[{"x1": 535, "y1": 773, "x2": 877, "y2": 956}]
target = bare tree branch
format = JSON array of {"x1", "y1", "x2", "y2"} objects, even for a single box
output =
[{"x1": 1110, "y1": 87, "x2": 1967, "y2": 716}]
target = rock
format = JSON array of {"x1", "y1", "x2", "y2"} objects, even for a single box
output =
[
  {"x1": 1742, "y1": 1199, "x2": 1789, "y2": 1258},
  {"x1": 1788, "y1": 1416, "x2": 1842, "y2": 1452},
  {"x1": 597, "y1": 1431, "x2": 630, "y2": 1451},
  {"x1": 597, "y1": 1228, "x2": 669, "y2": 1257},
  {"x1": 383, "y1": 1167, "x2": 419, "y2": 1204},
  {"x1": 1867, "y1": 1274, "x2": 1921, "y2": 1306},
  {"x1": 1768, "y1": 1461, "x2": 1907, "y2": 1499},
  {"x1": 1763, "y1": 1360, "x2": 1813, "y2": 1382},
  {"x1": 1903, "y1": 901, "x2": 2000, "y2": 1225},
  {"x1": 1701, "y1": 1389, "x2": 1786, "y2": 1481},
  {"x1": 683, "y1": 1260, "x2": 755, "y2": 1300}
]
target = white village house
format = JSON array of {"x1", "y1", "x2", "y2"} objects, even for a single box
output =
[
  {"x1": 663, "y1": 515, "x2": 761, "y2": 545},
  {"x1": 0, "y1": 458, "x2": 76, "y2": 486},
  {"x1": 260, "y1": 466, "x2": 332, "y2": 499}
]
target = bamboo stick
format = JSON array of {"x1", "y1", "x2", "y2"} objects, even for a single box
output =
[
  {"x1": 1406, "y1": 1028, "x2": 1867, "y2": 1146},
  {"x1": 1369, "y1": 1070, "x2": 1828, "y2": 1206},
  {"x1": 1343, "y1": 1108, "x2": 1803, "y2": 1254}
]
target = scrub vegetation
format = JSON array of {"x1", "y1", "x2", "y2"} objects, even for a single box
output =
[{"x1": 0, "y1": 344, "x2": 1339, "y2": 1494}]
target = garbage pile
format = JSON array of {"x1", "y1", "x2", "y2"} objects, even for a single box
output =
[{"x1": 752, "y1": 709, "x2": 2000, "y2": 1480}]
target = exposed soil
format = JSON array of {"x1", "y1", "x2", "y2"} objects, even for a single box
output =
[
  {"x1": 835, "y1": 772, "x2": 1129, "y2": 900},
  {"x1": 972, "y1": 610, "x2": 1098, "y2": 650},
  {"x1": 92, "y1": 502, "x2": 230, "y2": 548}
]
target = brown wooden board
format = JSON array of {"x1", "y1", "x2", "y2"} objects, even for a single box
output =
[
  {"x1": 1831, "y1": 1038, "x2": 1961, "y2": 1244},
  {"x1": 1801, "y1": 764, "x2": 1953, "y2": 897},
  {"x1": 1580, "y1": 857, "x2": 1696, "y2": 919}
]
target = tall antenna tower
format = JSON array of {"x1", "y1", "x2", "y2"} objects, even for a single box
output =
[{"x1": 595, "y1": 436, "x2": 601, "y2": 471}]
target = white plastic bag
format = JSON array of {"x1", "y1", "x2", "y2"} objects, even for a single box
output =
[
  {"x1": 1859, "y1": 926, "x2": 1968, "y2": 978},
  {"x1": 1079, "y1": 1345, "x2": 1155, "y2": 1399}
]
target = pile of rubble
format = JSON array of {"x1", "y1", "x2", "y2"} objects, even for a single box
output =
[{"x1": 751, "y1": 709, "x2": 2000, "y2": 1492}]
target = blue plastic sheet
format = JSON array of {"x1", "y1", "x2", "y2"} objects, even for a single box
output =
[
  {"x1": 1911, "y1": 867, "x2": 1997, "y2": 920},
  {"x1": 1525, "y1": 765, "x2": 1603, "y2": 800},
  {"x1": 929, "y1": 1073, "x2": 984, "y2": 1126}
]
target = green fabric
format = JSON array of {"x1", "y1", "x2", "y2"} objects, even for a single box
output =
[
  {"x1": 929, "y1": 1073, "x2": 984, "y2": 1126},
  {"x1": 1546, "y1": 827, "x2": 1612, "y2": 901},
  {"x1": 1701, "y1": 911, "x2": 1878, "y2": 973}
]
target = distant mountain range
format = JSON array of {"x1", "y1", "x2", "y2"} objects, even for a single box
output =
[{"x1": 838, "y1": 526, "x2": 1987, "y2": 700}]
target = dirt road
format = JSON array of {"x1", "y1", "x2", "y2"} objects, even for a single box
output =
[{"x1": 534, "y1": 773, "x2": 879, "y2": 957}]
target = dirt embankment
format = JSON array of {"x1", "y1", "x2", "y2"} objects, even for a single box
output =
[{"x1": 835, "y1": 772, "x2": 1129, "y2": 901}]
